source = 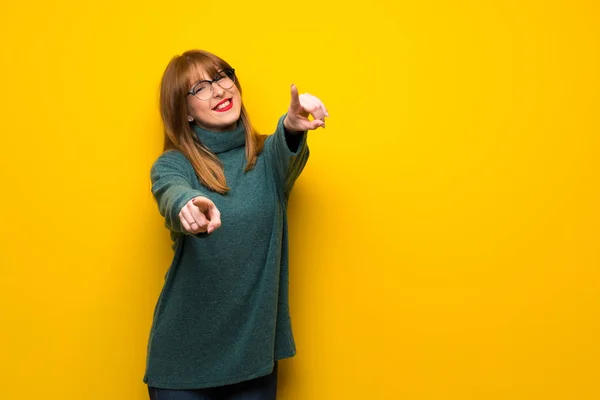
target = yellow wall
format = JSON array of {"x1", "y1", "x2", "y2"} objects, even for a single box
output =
[{"x1": 1, "y1": 0, "x2": 598, "y2": 399}]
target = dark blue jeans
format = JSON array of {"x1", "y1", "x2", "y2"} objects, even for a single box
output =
[{"x1": 148, "y1": 362, "x2": 278, "y2": 400}]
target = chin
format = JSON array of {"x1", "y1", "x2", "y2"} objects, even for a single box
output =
[
  {"x1": 227, "y1": 108, "x2": 242, "y2": 123},
  {"x1": 223, "y1": 113, "x2": 241, "y2": 126}
]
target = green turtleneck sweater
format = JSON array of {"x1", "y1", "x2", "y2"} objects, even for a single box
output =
[{"x1": 143, "y1": 114, "x2": 308, "y2": 389}]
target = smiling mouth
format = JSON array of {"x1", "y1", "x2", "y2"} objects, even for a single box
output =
[{"x1": 213, "y1": 98, "x2": 233, "y2": 112}]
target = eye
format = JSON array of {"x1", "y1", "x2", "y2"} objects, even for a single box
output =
[
  {"x1": 194, "y1": 82, "x2": 210, "y2": 94},
  {"x1": 216, "y1": 70, "x2": 230, "y2": 81}
]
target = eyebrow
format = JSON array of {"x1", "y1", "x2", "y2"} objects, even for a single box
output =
[{"x1": 189, "y1": 76, "x2": 209, "y2": 86}]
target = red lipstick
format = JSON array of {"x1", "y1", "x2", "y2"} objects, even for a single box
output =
[{"x1": 213, "y1": 98, "x2": 233, "y2": 112}]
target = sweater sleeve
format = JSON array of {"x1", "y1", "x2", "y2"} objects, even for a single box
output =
[
  {"x1": 150, "y1": 151, "x2": 208, "y2": 233},
  {"x1": 264, "y1": 114, "x2": 310, "y2": 199}
]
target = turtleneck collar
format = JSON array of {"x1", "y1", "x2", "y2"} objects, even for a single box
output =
[{"x1": 192, "y1": 120, "x2": 246, "y2": 154}]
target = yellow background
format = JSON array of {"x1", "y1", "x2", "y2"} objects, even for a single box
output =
[{"x1": 1, "y1": 0, "x2": 598, "y2": 399}]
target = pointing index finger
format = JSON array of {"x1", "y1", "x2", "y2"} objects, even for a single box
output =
[{"x1": 289, "y1": 84, "x2": 301, "y2": 111}]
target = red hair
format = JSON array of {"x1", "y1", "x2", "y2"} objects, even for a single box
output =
[{"x1": 159, "y1": 50, "x2": 266, "y2": 194}]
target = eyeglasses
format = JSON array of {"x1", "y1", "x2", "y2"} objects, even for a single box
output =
[{"x1": 187, "y1": 69, "x2": 236, "y2": 101}]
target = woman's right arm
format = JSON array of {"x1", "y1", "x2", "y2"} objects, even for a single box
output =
[{"x1": 150, "y1": 152, "x2": 221, "y2": 234}]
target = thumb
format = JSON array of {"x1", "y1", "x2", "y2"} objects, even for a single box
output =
[
  {"x1": 192, "y1": 196, "x2": 213, "y2": 211},
  {"x1": 305, "y1": 119, "x2": 325, "y2": 130}
]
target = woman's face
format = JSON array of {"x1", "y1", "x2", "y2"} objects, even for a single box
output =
[{"x1": 186, "y1": 68, "x2": 242, "y2": 132}]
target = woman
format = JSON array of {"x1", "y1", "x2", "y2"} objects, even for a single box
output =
[{"x1": 143, "y1": 49, "x2": 328, "y2": 400}]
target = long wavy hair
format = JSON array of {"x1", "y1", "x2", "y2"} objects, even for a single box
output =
[{"x1": 159, "y1": 50, "x2": 266, "y2": 194}]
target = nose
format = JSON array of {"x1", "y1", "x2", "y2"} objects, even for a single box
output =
[{"x1": 212, "y1": 82, "x2": 224, "y2": 97}]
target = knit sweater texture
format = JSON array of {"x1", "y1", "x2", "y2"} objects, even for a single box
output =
[{"x1": 143, "y1": 114, "x2": 308, "y2": 389}]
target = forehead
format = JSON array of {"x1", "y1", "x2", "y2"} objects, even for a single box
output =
[{"x1": 187, "y1": 63, "x2": 220, "y2": 87}]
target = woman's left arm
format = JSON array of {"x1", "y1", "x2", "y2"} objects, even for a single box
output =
[{"x1": 266, "y1": 85, "x2": 328, "y2": 198}]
